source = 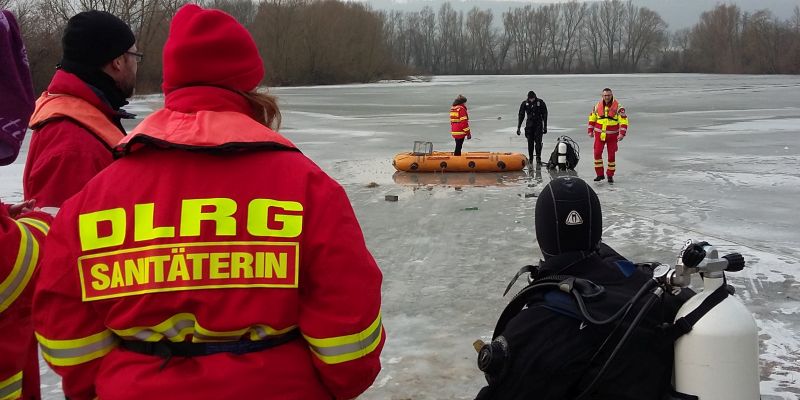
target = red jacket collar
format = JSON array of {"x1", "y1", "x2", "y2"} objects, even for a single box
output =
[
  {"x1": 47, "y1": 70, "x2": 117, "y2": 118},
  {"x1": 116, "y1": 86, "x2": 296, "y2": 157},
  {"x1": 165, "y1": 86, "x2": 255, "y2": 116}
]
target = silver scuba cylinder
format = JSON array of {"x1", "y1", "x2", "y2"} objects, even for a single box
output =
[
  {"x1": 558, "y1": 142, "x2": 568, "y2": 169},
  {"x1": 668, "y1": 241, "x2": 760, "y2": 399}
]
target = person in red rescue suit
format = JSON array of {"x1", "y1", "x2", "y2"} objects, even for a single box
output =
[
  {"x1": 0, "y1": 10, "x2": 53, "y2": 400},
  {"x1": 33, "y1": 5, "x2": 385, "y2": 400},
  {"x1": 587, "y1": 88, "x2": 628, "y2": 184},
  {"x1": 450, "y1": 94, "x2": 471, "y2": 156},
  {"x1": 24, "y1": 10, "x2": 139, "y2": 208},
  {"x1": 0, "y1": 202, "x2": 51, "y2": 400}
]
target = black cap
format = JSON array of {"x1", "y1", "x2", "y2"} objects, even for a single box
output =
[
  {"x1": 535, "y1": 176, "x2": 602, "y2": 257},
  {"x1": 61, "y1": 10, "x2": 135, "y2": 68},
  {"x1": 527, "y1": 91, "x2": 536, "y2": 98}
]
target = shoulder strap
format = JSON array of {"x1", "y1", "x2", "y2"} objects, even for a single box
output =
[{"x1": 666, "y1": 279, "x2": 731, "y2": 341}]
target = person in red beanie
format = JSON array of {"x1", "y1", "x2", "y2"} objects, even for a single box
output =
[{"x1": 33, "y1": 4, "x2": 384, "y2": 400}]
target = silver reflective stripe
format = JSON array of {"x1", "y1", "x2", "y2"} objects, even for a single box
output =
[
  {"x1": 0, "y1": 223, "x2": 34, "y2": 312},
  {"x1": 18, "y1": 217, "x2": 49, "y2": 234},
  {"x1": 118, "y1": 317, "x2": 196, "y2": 342},
  {"x1": 309, "y1": 318, "x2": 382, "y2": 357},
  {"x1": 39, "y1": 334, "x2": 118, "y2": 359},
  {"x1": 252, "y1": 326, "x2": 270, "y2": 340},
  {"x1": 0, "y1": 374, "x2": 22, "y2": 399}
]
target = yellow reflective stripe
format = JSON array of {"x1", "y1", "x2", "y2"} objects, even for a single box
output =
[
  {"x1": 304, "y1": 311, "x2": 383, "y2": 365},
  {"x1": 17, "y1": 217, "x2": 49, "y2": 235},
  {"x1": 459, "y1": 116, "x2": 468, "y2": 121},
  {"x1": 110, "y1": 312, "x2": 296, "y2": 343},
  {"x1": 463, "y1": 127, "x2": 470, "y2": 132},
  {"x1": 0, "y1": 371, "x2": 22, "y2": 400},
  {"x1": 36, "y1": 330, "x2": 117, "y2": 367},
  {"x1": 0, "y1": 221, "x2": 39, "y2": 313}
]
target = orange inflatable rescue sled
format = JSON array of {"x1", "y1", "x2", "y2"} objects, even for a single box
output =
[{"x1": 393, "y1": 142, "x2": 528, "y2": 172}]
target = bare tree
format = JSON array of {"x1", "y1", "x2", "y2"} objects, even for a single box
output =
[
  {"x1": 690, "y1": 4, "x2": 742, "y2": 72},
  {"x1": 622, "y1": 3, "x2": 667, "y2": 71}
]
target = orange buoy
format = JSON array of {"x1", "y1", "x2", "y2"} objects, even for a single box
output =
[{"x1": 392, "y1": 151, "x2": 528, "y2": 172}]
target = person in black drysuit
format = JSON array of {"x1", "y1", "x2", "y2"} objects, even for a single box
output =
[
  {"x1": 475, "y1": 176, "x2": 687, "y2": 400},
  {"x1": 517, "y1": 91, "x2": 548, "y2": 166}
]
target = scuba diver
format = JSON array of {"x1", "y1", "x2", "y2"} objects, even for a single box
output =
[
  {"x1": 475, "y1": 176, "x2": 687, "y2": 400},
  {"x1": 517, "y1": 91, "x2": 548, "y2": 166}
]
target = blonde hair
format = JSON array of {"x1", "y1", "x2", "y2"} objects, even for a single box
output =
[{"x1": 239, "y1": 89, "x2": 282, "y2": 130}]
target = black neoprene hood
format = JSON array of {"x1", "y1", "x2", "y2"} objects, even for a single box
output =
[{"x1": 535, "y1": 176, "x2": 602, "y2": 257}]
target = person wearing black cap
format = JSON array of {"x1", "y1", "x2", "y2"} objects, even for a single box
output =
[
  {"x1": 475, "y1": 176, "x2": 684, "y2": 400},
  {"x1": 517, "y1": 91, "x2": 548, "y2": 166},
  {"x1": 24, "y1": 10, "x2": 139, "y2": 208}
]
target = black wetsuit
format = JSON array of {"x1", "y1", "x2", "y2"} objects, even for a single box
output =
[
  {"x1": 476, "y1": 243, "x2": 686, "y2": 400},
  {"x1": 518, "y1": 98, "x2": 548, "y2": 164}
]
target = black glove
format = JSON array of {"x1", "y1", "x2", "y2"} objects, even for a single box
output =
[
  {"x1": 682, "y1": 241, "x2": 710, "y2": 268},
  {"x1": 516, "y1": 128, "x2": 521, "y2": 136},
  {"x1": 542, "y1": 128, "x2": 547, "y2": 134}
]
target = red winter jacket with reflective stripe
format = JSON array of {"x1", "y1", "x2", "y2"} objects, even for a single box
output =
[
  {"x1": 0, "y1": 204, "x2": 51, "y2": 400},
  {"x1": 24, "y1": 70, "x2": 126, "y2": 208},
  {"x1": 450, "y1": 104, "x2": 470, "y2": 138},
  {"x1": 33, "y1": 86, "x2": 384, "y2": 400}
]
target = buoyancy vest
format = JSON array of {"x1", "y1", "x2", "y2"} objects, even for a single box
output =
[
  {"x1": 29, "y1": 93, "x2": 124, "y2": 149},
  {"x1": 594, "y1": 99, "x2": 620, "y2": 120},
  {"x1": 115, "y1": 108, "x2": 297, "y2": 157}
]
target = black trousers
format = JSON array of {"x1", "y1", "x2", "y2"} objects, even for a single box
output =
[
  {"x1": 454, "y1": 137, "x2": 465, "y2": 156},
  {"x1": 525, "y1": 127, "x2": 544, "y2": 163}
]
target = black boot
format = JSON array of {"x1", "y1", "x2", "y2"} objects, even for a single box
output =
[
  {"x1": 607, "y1": 176, "x2": 614, "y2": 184},
  {"x1": 593, "y1": 175, "x2": 605, "y2": 182}
]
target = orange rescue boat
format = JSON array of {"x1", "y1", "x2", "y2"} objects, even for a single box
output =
[{"x1": 393, "y1": 151, "x2": 528, "y2": 172}]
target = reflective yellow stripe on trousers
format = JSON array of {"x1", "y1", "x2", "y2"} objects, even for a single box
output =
[
  {"x1": 36, "y1": 330, "x2": 118, "y2": 367},
  {"x1": 0, "y1": 371, "x2": 22, "y2": 400},
  {"x1": 304, "y1": 311, "x2": 383, "y2": 365},
  {"x1": 0, "y1": 221, "x2": 40, "y2": 313}
]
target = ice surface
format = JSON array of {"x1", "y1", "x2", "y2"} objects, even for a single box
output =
[{"x1": 3, "y1": 74, "x2": 798, "y2": 399}]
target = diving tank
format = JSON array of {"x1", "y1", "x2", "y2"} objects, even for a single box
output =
[
  {"x1": 672, "y1": 248, "x2": 760, "y2": 399},
  {"x1": 557, "y1": 141, "x2": 567, "y2": 169}
]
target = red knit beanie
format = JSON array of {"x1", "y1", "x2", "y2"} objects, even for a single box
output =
[{"x1": 162, "y1": 4, "x2": 264, "y2": 94}]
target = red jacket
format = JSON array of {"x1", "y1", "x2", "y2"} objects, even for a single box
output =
[
  {"x1": 33, "y1": 86, "x2": 384, "y2": 400},
  {"x1": 24, "y1": 70, "x2": 126, "y2": 208},
  {"x1": 450, "y1": 104, "x2": 470, "y2": 139},
  {"x1": 0, "y1": 203, "x2": 51, "y2": 400}
]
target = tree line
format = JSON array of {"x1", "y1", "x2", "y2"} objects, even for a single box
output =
[{"x1": 3, "y1": 0, "x2": 799, "y2": 94}]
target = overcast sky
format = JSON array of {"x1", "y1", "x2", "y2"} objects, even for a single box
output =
[{"x1": 358, "y1": 0, "x2": 800, "y2": 30}]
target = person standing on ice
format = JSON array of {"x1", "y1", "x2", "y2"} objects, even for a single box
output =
[
  {"x1": 33, "y1": 5, "x2": 384, "y2": 400},
  {"x1": 24, "y1": 10, "x2": 139, "y2": 208},
  {"x1": 0, "y1": 9, "x2": 54, "y2": 400},
  {"x1": 516, "y1": 90, "x2": 548, "y2": 166},
  {"x1": 588, "y1": 88, "x2": 628, "y2": 184},
  {"x1": 475, "y1": 176, "x2": 685, "y2": 400},
  {"x1": 450, "y1": 94, "x2": 471, "y2": 156}
]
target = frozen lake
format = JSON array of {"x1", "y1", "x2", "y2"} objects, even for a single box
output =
[{"x1": 2, "y1": 74, "x2": 798, "y2": 399}]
